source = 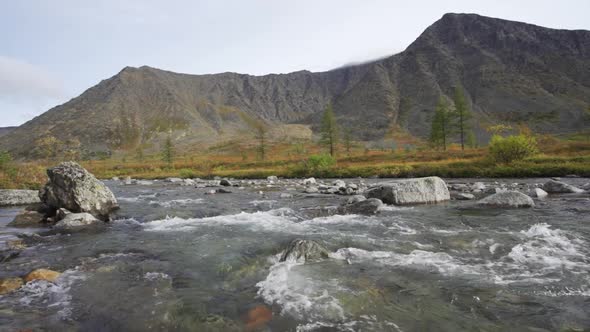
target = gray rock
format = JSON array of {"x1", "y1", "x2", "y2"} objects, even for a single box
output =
[
  {"x1": 366, "y1": 176, "x2": 450, "y2": 205},
  {"x1": 471, "y1": 182, "x2": 486, "y2": 191},
  {"x1": 279, "y1": 193, "x2": 293, "y2": 199},
  {"x1": 542, "y1": 180, "x2": 584, "y2": 194},
  {"x1": 55, "y1": 208, "x2": 71, "y2": 221},
  {"x1": 279, "y1": 239, "x2": 330, "y2": 263},
  {"x1": 303, "y1": 177, "x2": 316, "y2": 185},
  {"x1": 338, "y1": 198, "x2": 383, "y2": 215},
  {"x1": 0, "y1": 190, "x2": 41, "y2": 206},
  {"x1": 166, "y1": 177, "x2": 183, "y2": 183},
  {"x1": 216, "y1": 188, "x2": 232, "y2": 194},
  {"x1": 6, "y1": 210, "x2": 45, "y2": 227},
  {"x1": 346, "y1": 195, "x2": 367, "y2": 204},
  {"x1": 219, "y1": 179, "x2": 232, "y2": 187},
  {"x1": 477, "y1": 191, "x2": 534, "y2": 208},
  {"x1": 39, "y1": 162, "x2": 118, "y2": 220},
  {"x1": 54, "y1": 212, "x2": 104, "y2": 230},
  {"x1": 531, "y1": 188, "x2": 548, "y2": 198},
  {"x1": 304, "y1": 186, "x2": 319, "y2": 194},
  {"x1": 333, "y1": 180, "x2": 346, "y2": 189},
  {"x1": 267, "y1": 176, "x2": 278, "y2": 182}
]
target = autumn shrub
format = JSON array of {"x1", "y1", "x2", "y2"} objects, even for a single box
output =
[{"x1": 488, "y1": 134, "x2": 538, "y2": 163}]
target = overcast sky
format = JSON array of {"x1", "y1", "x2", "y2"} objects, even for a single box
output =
[{"x1": 1, "y1": 0, "x2": 589, "y2": 127}]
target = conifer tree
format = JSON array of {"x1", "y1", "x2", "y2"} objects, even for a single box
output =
[
  {"x1": 320, "y1": 103, "x2": 338, "y2": 157},
  {"x1": 453, "y1": 87, "x2": 474, "y2": 151},
  {"x1": 429, "y1": 97, "x2": 452, "y2": 150}
]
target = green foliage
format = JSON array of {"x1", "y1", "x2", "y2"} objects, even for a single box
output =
[
  {"x1": 161, "y1": 136, "x2": 175, "y2": 165},
  {"x1": 178, "y1": 168, "x2": 196, "y2": 178},
  {"x1": 293, "y1": 154, "x2": 336, "y2": 176},
  {"x1": 488, "y1": 134, "x2": 539, "y2": 163},
  {"x1": 319, "y1": 103, "x2": 338, "y2": 156},
  {"x1": 0, "y1": 151, "x2": 12, "y2": 170},
  {"x1": 429, "y1": 97, "x2": 453, "y2": 150},
  {"x1": 452, "y1": 87, "x2": 474, "y2": 150}
]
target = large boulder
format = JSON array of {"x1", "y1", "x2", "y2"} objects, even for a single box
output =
[
  {"x1": 477, "y1": 191, "x2": 534, "y2": 208},
  {"x1": 24, "y1": 268, "x2": 61, "y2": 283},
  {"x1": 279, "y1": 239, "x2": 330, "y2": 263},
  {"x1": 338, "y1": 198, "x2": 383, "y2": 215},
  {"x1": 542, "y1": 180, "x2": 584, "y2": 194},
  {"x1": 365, "y1": 176, "x2": 450, "y2": 205},
  {"x1": 0, "y1": 189, "x2": 41, "y2": 206},
  {"x1": 40, "y1": 162, "x2": 118, "y2": 220}
]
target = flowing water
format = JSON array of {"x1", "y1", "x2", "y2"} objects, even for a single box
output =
[{"x1": 1, "y1": 178, "x2": 589, "y2": 331}]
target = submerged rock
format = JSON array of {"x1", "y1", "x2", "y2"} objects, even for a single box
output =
[
  {"x1": 304, "y1": 186, "x2": 319, "y2": 194},
  {"x1": 279, "y1": 239, "x2": 330, "y2": 263},
  {"x1": 6, "y1": 210, "x2": 45, "y2": 228},
  {"x1": 454, "y1": 193, "x2": 475, "y2": 200},
  {"x1": 303, "y1": 177, "x2": 316, "y2": 185},
  {"x1": 338, "y1": 198, "x2": 383, "y2": 215},
  {"x1": 346, "y1": 195, "x2": 367, "y2": 204},
  {"x1": 477, "y1": 191, "x2": 534, "y2": 208},
  {"x1": 40, "y1": 162, "x2": 118, "y2": 220},
  {"x1": 542, "y1": 180, "x2": 584, "y2": 194},
  {"x1": 0, "y1": 277, "x2": 23, "y2": 294},
  {"x1": 0, "y1": 189, "x2": 41, "y2": 206},
  {"x1": 54, "y1": 212, "x2": 104, "y2": 230},
  {"x1": 24, "y1": 268, "x2": 61, "y2": 283},
  {"x1": 365, "y1": 176, "x2": 450, "y2": 205}
]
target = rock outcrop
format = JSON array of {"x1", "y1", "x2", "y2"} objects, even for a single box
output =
[
  {"x1": 0, "y1": 189, "x2": 41, "y2": 206},
  {"x1": 366, "y1": 176, "x2": 450, "y2": 205},
  {"x1": 542, "y1": 180, "x2": 584, "y2": 194},
  {"x1": 0, "y1": 277, "x2": 23, "y2": 295},
  {"x1": 279, "y1": 239, "x2": 330, "y2": 263},
  {"x1": 40, "y1": 162, "x2": 118, "y2": 220},
  {"x1": 477, "y1": 191, "x2": 534, "y2": 208}
]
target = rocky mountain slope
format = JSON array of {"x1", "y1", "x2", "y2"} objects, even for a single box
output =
[
  {"x1": 2, "y1": 13, "x2": 589, "y2": 158},
  {"x1": 0, "y1": 127, "x2": 16, "y2": 138}
]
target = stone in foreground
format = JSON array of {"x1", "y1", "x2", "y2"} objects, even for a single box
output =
[
  {"x1": 24, "y1": 269, "x2": 61, "y2": 283},
  {"x1": 477, "y1": 191, "x2": 534, "y2": 208},
  {"x1": 0, "y1": 189, "x2": 41, "y2": 206},
  {"x1": 338, "y1": 198, "x2": 383, "y2": 215},
  {"x1": 366, "y1": 176, "x2": 450, "y2": 205},
  {"x1": 280, "y1": 239, "x2": 330, "y2": 263},
  {"x1": 542, "y1": 180, "x2": 584, "y2": 194},
  {"x1": 54, "y1": 212, "x2": 104, "y2": 230},
  {"x1": 40, "y1": 162, "x2": 118, "y2": 220}
]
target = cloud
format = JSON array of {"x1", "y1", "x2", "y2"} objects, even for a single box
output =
[{"x1": 0, "y1": 55, "x2": 65, "y2": 102}]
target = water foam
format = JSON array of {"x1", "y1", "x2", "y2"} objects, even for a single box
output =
[{"x1": 256, "y1": 257, "x2": 346, "y2": 322}]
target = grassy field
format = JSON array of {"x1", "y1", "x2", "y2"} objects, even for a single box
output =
[{"x1": 1, "y1": 136, "x2": 590, "y2": 190}]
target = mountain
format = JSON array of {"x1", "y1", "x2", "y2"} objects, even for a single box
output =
[
  {"x1": 0, "y1": 127, "x2": 16, "y2": 138},
  {"x1": 2, "y1": 13, "x2": 589, "y2": 158}
]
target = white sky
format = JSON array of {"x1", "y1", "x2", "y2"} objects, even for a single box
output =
[{"x1": 1, "y1": 0, "x2": 589, "y2": 127}]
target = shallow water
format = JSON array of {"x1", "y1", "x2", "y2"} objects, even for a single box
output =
[{"x1": 1, "y1": 178, "x2": 589, "y2": 331}]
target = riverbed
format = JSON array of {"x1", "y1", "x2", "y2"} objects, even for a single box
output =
[{"x1": 1, "y1": 178, "x2": 589, "y2": 331}]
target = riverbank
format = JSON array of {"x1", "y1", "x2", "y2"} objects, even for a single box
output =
[{"x1": 2, "y1": 140, "x2": 590, "y2": 189}]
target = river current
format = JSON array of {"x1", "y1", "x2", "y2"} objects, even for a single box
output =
[{"x1": 1, "y1": 178, "x2": 589, "y2": 331}]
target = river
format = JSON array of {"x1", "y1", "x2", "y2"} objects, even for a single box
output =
[{"x1": 1, "y1": 178, "x2": 589, "y2": 331}]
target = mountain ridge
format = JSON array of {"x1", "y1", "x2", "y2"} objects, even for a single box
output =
[{"x1": 2, "y1": 13, "x2": 589, "y2": 158}]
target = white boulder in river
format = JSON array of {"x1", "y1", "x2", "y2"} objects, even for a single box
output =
[
  {"x1": 0, "y1": 189, "x2": 41, "y2": 206},
  {"x1": 477, "y1": 191, "x2": 534, "y2": 208},
  {"x1": 39, "y1": 162, "x2": 118, "y2": 220},
  {"x1": 365, "y1": 176, "x2": 450, "y2": 205}
]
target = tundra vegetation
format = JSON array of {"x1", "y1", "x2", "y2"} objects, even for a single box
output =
[{"x1": 1, "y1": 101, "x2": 590, "y2": 189}]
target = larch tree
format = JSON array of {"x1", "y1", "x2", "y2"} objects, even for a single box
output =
[
  {"x1": 429, "y1": 97, "x2": 453, "y2": 150},
  {"x1": 453, "y1": 87, "x2": 474, "y2": 151},
  {"x1": 161, "y1": 135, "x2": 174, "y2": 166},
  {"x1": 320, "y1": 103, "x2": 339, "y2": 157}
]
